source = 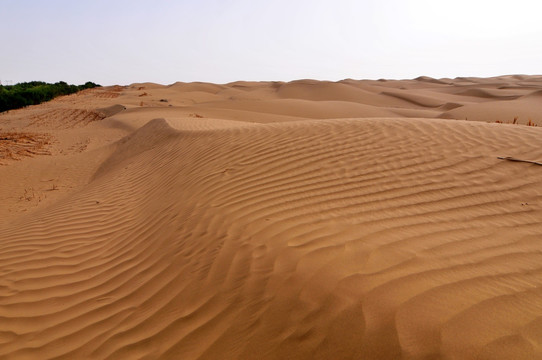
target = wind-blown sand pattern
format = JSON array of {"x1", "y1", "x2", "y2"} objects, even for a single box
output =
[{"x1": 1, "y1": 76, "x2": 542, "y2": 359}]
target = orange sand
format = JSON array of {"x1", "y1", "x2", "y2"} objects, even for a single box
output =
[{"x1": 1, "y1": 75, "x2": 542, "y2": 359}]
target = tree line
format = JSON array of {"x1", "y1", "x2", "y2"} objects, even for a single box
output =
[{"x1": 0, "y1": 81, "x2": 100, "y2": 112}]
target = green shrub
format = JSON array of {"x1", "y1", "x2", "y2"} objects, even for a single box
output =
[{"x1": 0, "y1": 81, "x2": 101, "y2": 112}]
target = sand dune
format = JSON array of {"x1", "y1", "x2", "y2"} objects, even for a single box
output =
[
  {"x1": 1, "y1": 76, "x2": 542, "y2": 359},
  {"x1": 440, "y1": 93, "x2": 542, "y2": 125}
]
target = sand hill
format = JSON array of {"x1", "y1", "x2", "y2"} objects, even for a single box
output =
[{"x1": 1, "y1": 76, "x2": 542, "y2": 359}]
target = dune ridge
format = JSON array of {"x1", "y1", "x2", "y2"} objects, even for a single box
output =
[{"x1": 1, "y1": 76, "x2": 542, "y2": 359}]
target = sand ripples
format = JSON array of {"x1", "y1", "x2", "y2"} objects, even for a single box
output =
[{"x1": 1, "y1": 115, "x2": 541, "y2": 359}]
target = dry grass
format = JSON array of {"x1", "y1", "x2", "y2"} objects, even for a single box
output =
[
  {"x1": 0, "y1": 131, "x2": 52, "y2": 164},
  {"x1": 495, "y1": 117, "x2": 537, "y2": 126},
  {"x1": 498, "y1": 156, "x2": 542, "y2": 166}
]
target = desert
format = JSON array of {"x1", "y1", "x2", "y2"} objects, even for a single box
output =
[{"x1": 0, "y1": 75, "x2": 541, "y2": 359}]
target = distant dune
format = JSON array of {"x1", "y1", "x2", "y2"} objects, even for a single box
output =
[{"x1": 1, "y1": 76, "x2": 541, "y2": 359}]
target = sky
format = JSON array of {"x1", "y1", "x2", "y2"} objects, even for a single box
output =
[{"x1": 1, "y1": 0, "x2": 542, "y2": 85}]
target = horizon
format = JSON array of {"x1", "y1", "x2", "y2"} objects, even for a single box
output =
[
  {"x1": 2, "y1": 0, "x2": 541, "y2": 86},
  {"x1": 3, "y1": 73, "x2": 542, "y2": 88}
]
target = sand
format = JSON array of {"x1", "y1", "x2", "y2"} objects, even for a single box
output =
[{"x1": 1, "y1": 75, "x2": 542, "y2": 359}]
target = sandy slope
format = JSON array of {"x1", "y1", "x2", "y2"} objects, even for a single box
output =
[{"x1": 1, "y1": 76, "x2": 542, "y2": 359}]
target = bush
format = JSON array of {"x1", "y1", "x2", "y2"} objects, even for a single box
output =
[{"x1": 0, "y1": 81, "x2": 101, "y2": 112}]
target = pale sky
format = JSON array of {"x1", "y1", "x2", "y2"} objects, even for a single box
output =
[{"x1": 1, "y1": 0, "x2": 541, "y2": 85}]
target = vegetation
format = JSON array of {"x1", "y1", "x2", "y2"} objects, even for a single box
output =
[{"x1": 0, "y1": 81, "x2": 100, "y2": 112}]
